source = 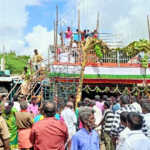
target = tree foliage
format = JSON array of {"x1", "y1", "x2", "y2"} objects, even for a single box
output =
[
  {"x1": 117, "y1": 39, "x2": 150, "y2": 57},
  {"x1": 93, "y1": 39, "x2": 150, "y2": 59},
  {"x1": 0, "y1": 52, "x2": 30, "y2": 74}
]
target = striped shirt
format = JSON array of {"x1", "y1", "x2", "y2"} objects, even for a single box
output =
[
  {"x1": 142, "y1": 113, "x2": 150, "y2": 139},
  {"x1": 103, "y1": 109, "x2": 114, "y2": 132},
  {"x1": 111, "y1": 105, "x2": 137, "y2": 137}
]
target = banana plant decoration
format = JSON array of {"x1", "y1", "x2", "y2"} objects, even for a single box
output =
[{"x1": 75, "y1": 37, "x2": 108, "y2": 107}]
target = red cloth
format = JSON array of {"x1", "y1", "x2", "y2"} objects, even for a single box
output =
[
  {"x1": 65, "y1": 30, "x2": 72, "y2": 39},
  {"x1": 30, "y1": 117, "x2": 68, "y2": 150},
  {"x1": 93, "y1": 33, "x2": 98, "y2": 38},
  {"x1": 18, "y1": 128, "x2": 33, "y2": 149}
]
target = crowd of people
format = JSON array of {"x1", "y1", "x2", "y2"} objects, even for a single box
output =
[
  {"x1": 58, "y1": 27, "x2": 98, "y2": 52},
  {"x1": 0, "y1": 93, "x2": 150, "y2": 150}
]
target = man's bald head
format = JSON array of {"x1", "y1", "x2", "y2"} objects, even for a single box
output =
[{"x1": 43, "y1": 101, "x2": 56, "y2": 117}]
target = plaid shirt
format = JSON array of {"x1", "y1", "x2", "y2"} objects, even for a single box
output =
[{"x1": 110, "y1": 104, "x2": 137, "y2": 137}]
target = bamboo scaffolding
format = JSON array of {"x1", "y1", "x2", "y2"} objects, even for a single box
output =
[{"x1": 147, "y1": 15, "x2": 150, "y2": 41}]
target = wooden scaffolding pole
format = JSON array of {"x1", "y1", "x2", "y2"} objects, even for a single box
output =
[
  {"x1": 78, "y1": 9, "x2": 80, "y2": 31},
  {"x1": 53, "y1": 20, "x2": 56, "y2": 61},
  {"x1": 96, "y1": 12, "x2": 100, "y2": 32},
  {"x1": 56, "y1": 6, "x2": 58, "y2": 47},
  {"x1": 147, "y1": 15, "x2": 150, "y2": 41},
  {"x1": 78, "y1": 9, "x2": 81, "y2": 48},
  {"x1": 60, "y1": 17, "x2": 64, "y2": 47}
]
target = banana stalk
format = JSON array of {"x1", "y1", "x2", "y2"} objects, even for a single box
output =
[
  {"x1": 76, "y1": 49, "x2": 87, "y2": 108},
  {"x1": 76, "y1": 38, "x2": 99, "y2": 107}
]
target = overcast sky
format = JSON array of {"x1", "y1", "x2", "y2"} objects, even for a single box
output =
[{"x1": 0, "y1": 0, "x2": 150, "y2": 57}]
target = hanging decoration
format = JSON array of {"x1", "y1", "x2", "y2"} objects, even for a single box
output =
[{"x1": 82, "y1": 85, "x2": 150, "y2": 94}]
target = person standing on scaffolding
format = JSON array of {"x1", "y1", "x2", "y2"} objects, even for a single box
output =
[
  {"x1": 21, "y1": 66, "x2": 31, "y2": 96},
  {"x1": 65, "y1": 27, "x2": 73, "y2": 47},
  {"x1": 32, "y1": 49, "x2": 43, "y2": 72}
]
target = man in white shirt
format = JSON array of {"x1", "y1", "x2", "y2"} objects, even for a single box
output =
[
  {"x1": 61, "y1": 101, "x2": 77, "y2": 138},
  {"x1": 116, "y1": 112, "x2": 130, "y2": 150},
  {"x1": 119, "y1": 112, "x2": 150, "y2": 150},
  {"x1": 130, "y1": 96, "x2": 142, "y2": 113},
  {"x1": 61, "y1": 101, "x2": 77, "y2": 149}
]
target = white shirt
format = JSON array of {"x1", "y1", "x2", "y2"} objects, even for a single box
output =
[
  {"x1": 116, "y1": 127, "x2": 130, "y2": 150},
  {"x1": 61, "y1": 108, "x2": 77, "y2": 138},
  {"x1": 93, "y1": 105, "x2": 102, "y2": 126},
  {"x1": 72, "y1": 42, "x2": 77, "y2": 48},
  {"x1": 13, "y1": 101, "x2": 20, "y2": 111},
  {"x1": 119, "y1": 130, "x2": 150, "y2": 150},
  {"x1": 130, "y1": 102, "x2": 142, "y2": 113},
  {"x1": 142, "y1": 113, "x2": 150, "y2": 139}
]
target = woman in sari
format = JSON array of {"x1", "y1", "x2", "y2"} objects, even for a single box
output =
[{"x1": 3, "y1": 102, "x2": 18, "y2": 150}]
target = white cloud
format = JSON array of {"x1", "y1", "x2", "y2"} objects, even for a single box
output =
[
  {"x1": 24, "y1": 25, "x2": 54, "y2": 58},
  {"x1": 0, "y1": 0, "x2": 58, "y2": 59},
  {"x1": 0, "y1": 0, "x2": 40, "y2": 53},
  {"x1": 1, "y1": 0, "x2": 150, "y2": 57},
  {"x1": 113, "y1": 0, "x2": 150, "y2": 45},
  {"x1": 62, "y1": 0, "x2": 150, "y2": 46}
]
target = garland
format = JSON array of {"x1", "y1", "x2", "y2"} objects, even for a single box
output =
[
  {"x1": 50, "y1": 82, "x2": 150, "y2": 94},
  {"x1": 82, "y1": 85, "x2": 150, "y2": 94}
]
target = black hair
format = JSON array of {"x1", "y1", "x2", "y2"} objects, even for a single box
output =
[
  {"x1": 120, "y1": 95, "x2": 130, "y2": 105},
  {"x1": 34, "y1": 49, "x2": 38, "y2": 52},
  {"x1": 104, "y1": 101, "x2": 110, "y2": 108},
  {"x1": 24, "y1": 66, "x2": 28, "y2": 71},
  {"x1": 120, "y1": 111, "x2": 128, "y2": 123},
  {"x1": 43, "y1": 101, "x2": 56, "y2": 117},
  {"x1": 2, "y1": 95, "x2": 7, "y2": 99},
  {"x1": 127, "y1": 112, "x2": 143, "y2": 130},
  {"x1": 13, "y1": 95, "x2": 18, "y2": 102}
]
